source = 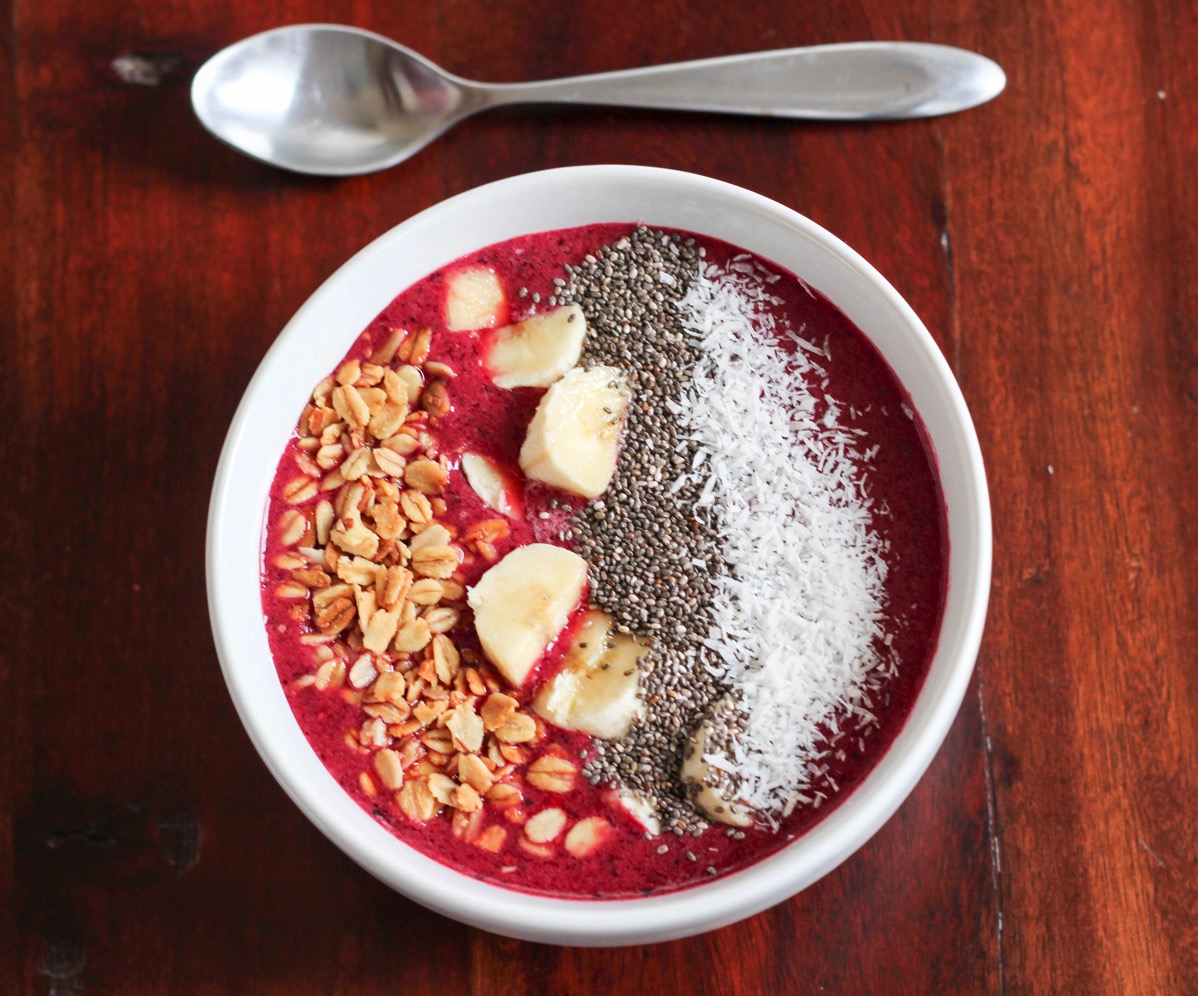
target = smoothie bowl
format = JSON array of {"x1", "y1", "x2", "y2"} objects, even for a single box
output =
[{"x1": 207, "y1": 165, "x2": 990, "y2": 945}]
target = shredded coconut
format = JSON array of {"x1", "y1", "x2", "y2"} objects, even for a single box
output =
[{"x1": 673, "y1": 261, "x2": 889, "y2": 819}]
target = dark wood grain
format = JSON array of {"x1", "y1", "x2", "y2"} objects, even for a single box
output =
[
  {"x1": 940, "y1": 0, "x2": 1198, "y2": 990},
  {"x1": 3, "y1": 0, "x2": 1194, "y2": 991}
]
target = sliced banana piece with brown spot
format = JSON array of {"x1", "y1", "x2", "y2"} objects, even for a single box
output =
[
  {"x1": 486, "y1": 304, "x2": 587, "y2": 388},
  {"x1": 519, "y1": 365, "x2": 630, "y2": 499},
  {"x1": 467, "y1": 543, "x2": 587, "y2": 688},
  {"x1": 680, "y1": 711, "x2": 755, "y2": 828},
  {"x1": 533, "y1": 609, "x2": 648, "y2": 739}
]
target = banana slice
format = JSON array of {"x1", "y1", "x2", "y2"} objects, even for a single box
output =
[
  {"x1": 467, "y1": 543, "x2": 587, "y2": 688},
  {"x1": 446, "y1": 267, "x2": 508, "y2": 331},
  {"x1": 605, "y1": 787, "x2": 662, "y2": 835},
  {"x1": 486, "y1": 305, "x2": 587, "y2": 389},
  {"x1": 680, "y1": 708, "x2": 755, "y2": 828},
  {"x1": 460, "y1": 452, "x2": 522, "y2": 518},
  {"x1": 519, "y1": 365, "x2": 630, "y2": 499},
  {"x1": 533, "y1": 609, "x2": 648, "y2": 739},
  {"x1": 558, "y1": 609, "x2": 611, "y2": 672}
]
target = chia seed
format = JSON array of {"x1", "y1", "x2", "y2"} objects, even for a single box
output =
[{"x1": 556, "y1": 227, "x2": 733, "y2": 831}]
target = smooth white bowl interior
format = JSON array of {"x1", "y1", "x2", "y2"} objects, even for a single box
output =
[{"x1": 207, "y1": 165, "x2": 990, "y2": 946}]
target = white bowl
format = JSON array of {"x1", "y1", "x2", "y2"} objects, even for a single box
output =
[{"x1": 207, "y1": 164, "x2": 991, "y2": 946}]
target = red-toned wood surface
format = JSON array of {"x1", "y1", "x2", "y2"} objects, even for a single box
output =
[{"x1": 3, "y1": 0, "x2": 1195, "y2": 991}]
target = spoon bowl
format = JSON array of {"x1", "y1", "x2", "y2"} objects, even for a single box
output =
[
  {"x1": 192, "y1": 26, "x2": 475, "y2": 175},
  {"x1": 192, "y1": 25, "x2": 1006, "y2": 176}
]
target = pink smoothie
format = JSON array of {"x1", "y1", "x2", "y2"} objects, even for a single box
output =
[{"x1": 259, "y1": 223, "x2": 947, "y2": 899}]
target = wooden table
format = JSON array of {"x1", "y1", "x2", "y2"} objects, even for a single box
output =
[{"x1": 5, "y1": 0, "x2": 1195, "y2": 991}]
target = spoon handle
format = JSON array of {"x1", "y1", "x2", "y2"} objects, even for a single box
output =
[{"x1": 476, "y1": 42, "x2": 1004, "y2": 120}]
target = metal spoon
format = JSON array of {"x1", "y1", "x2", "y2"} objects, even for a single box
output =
[{"x1": 191, "y1": 24, "x2": 1005, "y2": 176}]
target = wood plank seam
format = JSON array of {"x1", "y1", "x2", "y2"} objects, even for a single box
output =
[{"x1": 979, "y1": 676, "x2": 1006, "y2": 995}]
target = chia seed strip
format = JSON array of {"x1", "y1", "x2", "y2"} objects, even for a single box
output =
[{"x1": 558, "y1": 227, "x2": 725, "y2": 832}]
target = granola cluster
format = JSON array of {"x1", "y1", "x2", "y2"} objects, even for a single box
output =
[{"x1": 269, "y1": 325, "x2": 611, "y2": 861}]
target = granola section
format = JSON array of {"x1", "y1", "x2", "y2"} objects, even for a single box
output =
[{"x1": 268, "y1": 326, "x2": 617, "y2": 868}]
